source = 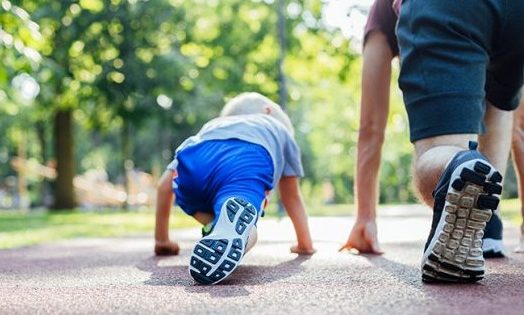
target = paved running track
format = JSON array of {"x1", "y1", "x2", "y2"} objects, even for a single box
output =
[{"x1": 1, "y1": 205, "x2": 524, "y2": 315}]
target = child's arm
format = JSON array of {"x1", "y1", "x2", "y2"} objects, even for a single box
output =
[
  {"x1": 278, "y1": 176, "x2": 315, "y2": 255},
  {"x1": 154, "y1": 169, "x2": 180, "y2": 256}
]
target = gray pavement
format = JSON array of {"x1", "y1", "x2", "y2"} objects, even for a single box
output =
[{"x1": 1, "y1": 205, "x2": 524, "y2": 315}]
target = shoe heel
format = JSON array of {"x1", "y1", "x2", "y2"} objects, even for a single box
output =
[
  {"x1": 189, "y1": 197, "x2": 257, "y2": 285},
  {"x1": 422, "y1": 159, "x2": 502, "y2": 283}
]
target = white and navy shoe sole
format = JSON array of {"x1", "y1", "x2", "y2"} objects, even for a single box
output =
[
  {"x1": 189, "y1": 197, "x2": 258, "y2": 285},
  {"x1": 422, "y1": 159, "x2": 502, "y2": 283}
]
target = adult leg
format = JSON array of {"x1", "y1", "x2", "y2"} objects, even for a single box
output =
[
  {"x1": 479, "y1": 102, "x2": 512, "y2": 176},
  {"x1": 397, "y1": 0, "x2": 506, "y2": 282},
  {"x1": 413, "y1": 104, "x2": 511, "y2": 194},
  {"x1": 478, "y1": 102, "x2": 513, "y2": 257},
  {"x1": 512, "y1": 99, "x2": 524, "y2": 252},
  {"x1": 414, "y1": 135, "x2": 502, "y2": 282},
  {"x1": 412, "y1": 104, "x2": 511, "y2": 206},
  {"x1": 413, "y1": 135, "x2": 476, "y2": 206}
]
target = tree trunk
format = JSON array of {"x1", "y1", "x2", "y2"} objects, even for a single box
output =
[
  {"x1": 17, "y1": 131, "x2": 29, "y2": 211},
  {"x1": 52, "y1": 110, "x2": 76, "y2": 210},
  {"x1": 36, "y1": 121, "x2": 50, "y2": 207},
  {"x1": 121, "y1": 120, "x2": 132, "y2": 210}
]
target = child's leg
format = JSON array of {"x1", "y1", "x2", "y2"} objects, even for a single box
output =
[
  {"x1": 188, "y1": 140, "x2": 273, "y2": 285},
  {"x1": 189, "y1": 193, "x2": 264, "y2": 285},
  {"x1": 192, "y1": 212, "x2": 214, "y2": 225},
  {"x1": 212, "y1": 183, "x2": 269, "y2": 252}
]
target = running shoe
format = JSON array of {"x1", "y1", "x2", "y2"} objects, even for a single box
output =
[
  {"x1": 189, "y1": 197, "x2": 259, "y2": 285},
  {"x1": 421, "y1": 141, "x2": 502, "y2": 283}
]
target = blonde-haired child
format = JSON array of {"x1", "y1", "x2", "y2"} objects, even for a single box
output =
[{"x1": 154, "y1": 92, "x2": 315, "y2": 285}]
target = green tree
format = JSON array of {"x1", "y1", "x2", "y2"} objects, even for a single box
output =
[
  {"x1": 4, "y1": 0, "x2": 427, "y2": 212},
  {"x1": 21, "y1": 0, "x2": 199, "y2": 209},
  {"x1": 0, "y1": 0, "x2": 43, "y2": 208}
]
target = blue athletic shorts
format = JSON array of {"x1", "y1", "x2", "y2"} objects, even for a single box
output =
[{"x1": 173, "y1": 139, "x2": 274, "y2": 223}]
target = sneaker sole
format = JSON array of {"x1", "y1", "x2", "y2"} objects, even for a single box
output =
[
  {"x1": 189, "y1": 197, "x2": 258, "y2": 285},
  {"x1": 422, "y1": 159, "x2": 502, "y2": 283}
]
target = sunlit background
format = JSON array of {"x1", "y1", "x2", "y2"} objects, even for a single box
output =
[{"x1": 0, "y1": 0, "x2": 519, "y2": 223}]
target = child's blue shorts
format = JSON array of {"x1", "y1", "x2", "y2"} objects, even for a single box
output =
[{"x1": 173, "y1": 139, "x2": 274, "y2": 223}]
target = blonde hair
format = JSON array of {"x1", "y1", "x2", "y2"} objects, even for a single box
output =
[{"x1": 220, "y1": 92, "x2": 294, "y2": 135}]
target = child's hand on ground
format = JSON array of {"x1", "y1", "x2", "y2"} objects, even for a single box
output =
[
  {"x1": 154, "y1": 240, "x2": 180, "y2": 256},
  {"x1": 339, "y1": 219, "x2": 383, "y2": 254},
  {"x1": 290, "y1": 244, "x2": 316, "y2": 255}
]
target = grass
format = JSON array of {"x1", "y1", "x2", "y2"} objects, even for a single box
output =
[
  {"x1": 1, "y1": 199, "x2": 522, "y2": 250},
  {"x1": 0, "y1": 209, "x2": 198, "y2": 250},
  {"x1": 265, "y1": 202, "x2": 355, "y2": 217},
  {"x1": 499, "y1": 198, "x2": 523, "y2": 224},
  {"x1": 268, "y1": 199, "x2": 523, "y2": 224}
]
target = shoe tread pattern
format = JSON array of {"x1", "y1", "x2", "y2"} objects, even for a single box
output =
[
  {"x1": 423, "y1": 161, "x2": 502, "y2": 283},
  {"x1": 190, "y1": 198, "x2": 255, "y2": 285}
]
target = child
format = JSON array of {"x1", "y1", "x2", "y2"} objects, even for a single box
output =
[{"x1": 154, "y1": 92, "x2": 315, "y2": 285}]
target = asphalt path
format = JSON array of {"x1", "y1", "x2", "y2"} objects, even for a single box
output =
[{"x1": 1, "y1": 205, "x2": 524, "y2": 315}]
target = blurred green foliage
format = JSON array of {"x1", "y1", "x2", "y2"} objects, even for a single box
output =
[
  {"x1": 0, "y1": 209, "x2": 198, "y2": 248},
  {"x1": 1, "y1": 198, "x2": 522, "y2": 249},
  {"x1": 1, "y1": 0, "x2": 516, "y2": 210}
]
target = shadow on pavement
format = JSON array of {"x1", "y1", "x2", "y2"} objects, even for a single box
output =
[
  {"x1": 138, "y1": 254, "x2": 311, "y2": 298},
  {"x1": 362, "y1": 242, "x2": 524, "y2": 299},
  {"x1": 361, "y1": 250, "x2": 423, "y2": 289},
  {"x1": 137, "y1": 256, "x2": 193, "y2": 287},
  {"x1": 0, "y1": 244, "x2": 147, "y2": 274}
]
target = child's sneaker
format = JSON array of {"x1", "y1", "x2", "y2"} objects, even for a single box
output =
[
  {"x1": 482, "y1": 212, "x2": 505, "y2": 258},
  {"x1": 189, "y1": 197, "x2": 259, "y2": 285},
  {"x1": 421, "y1": 141, "x2": 502, "y2": 283}
]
